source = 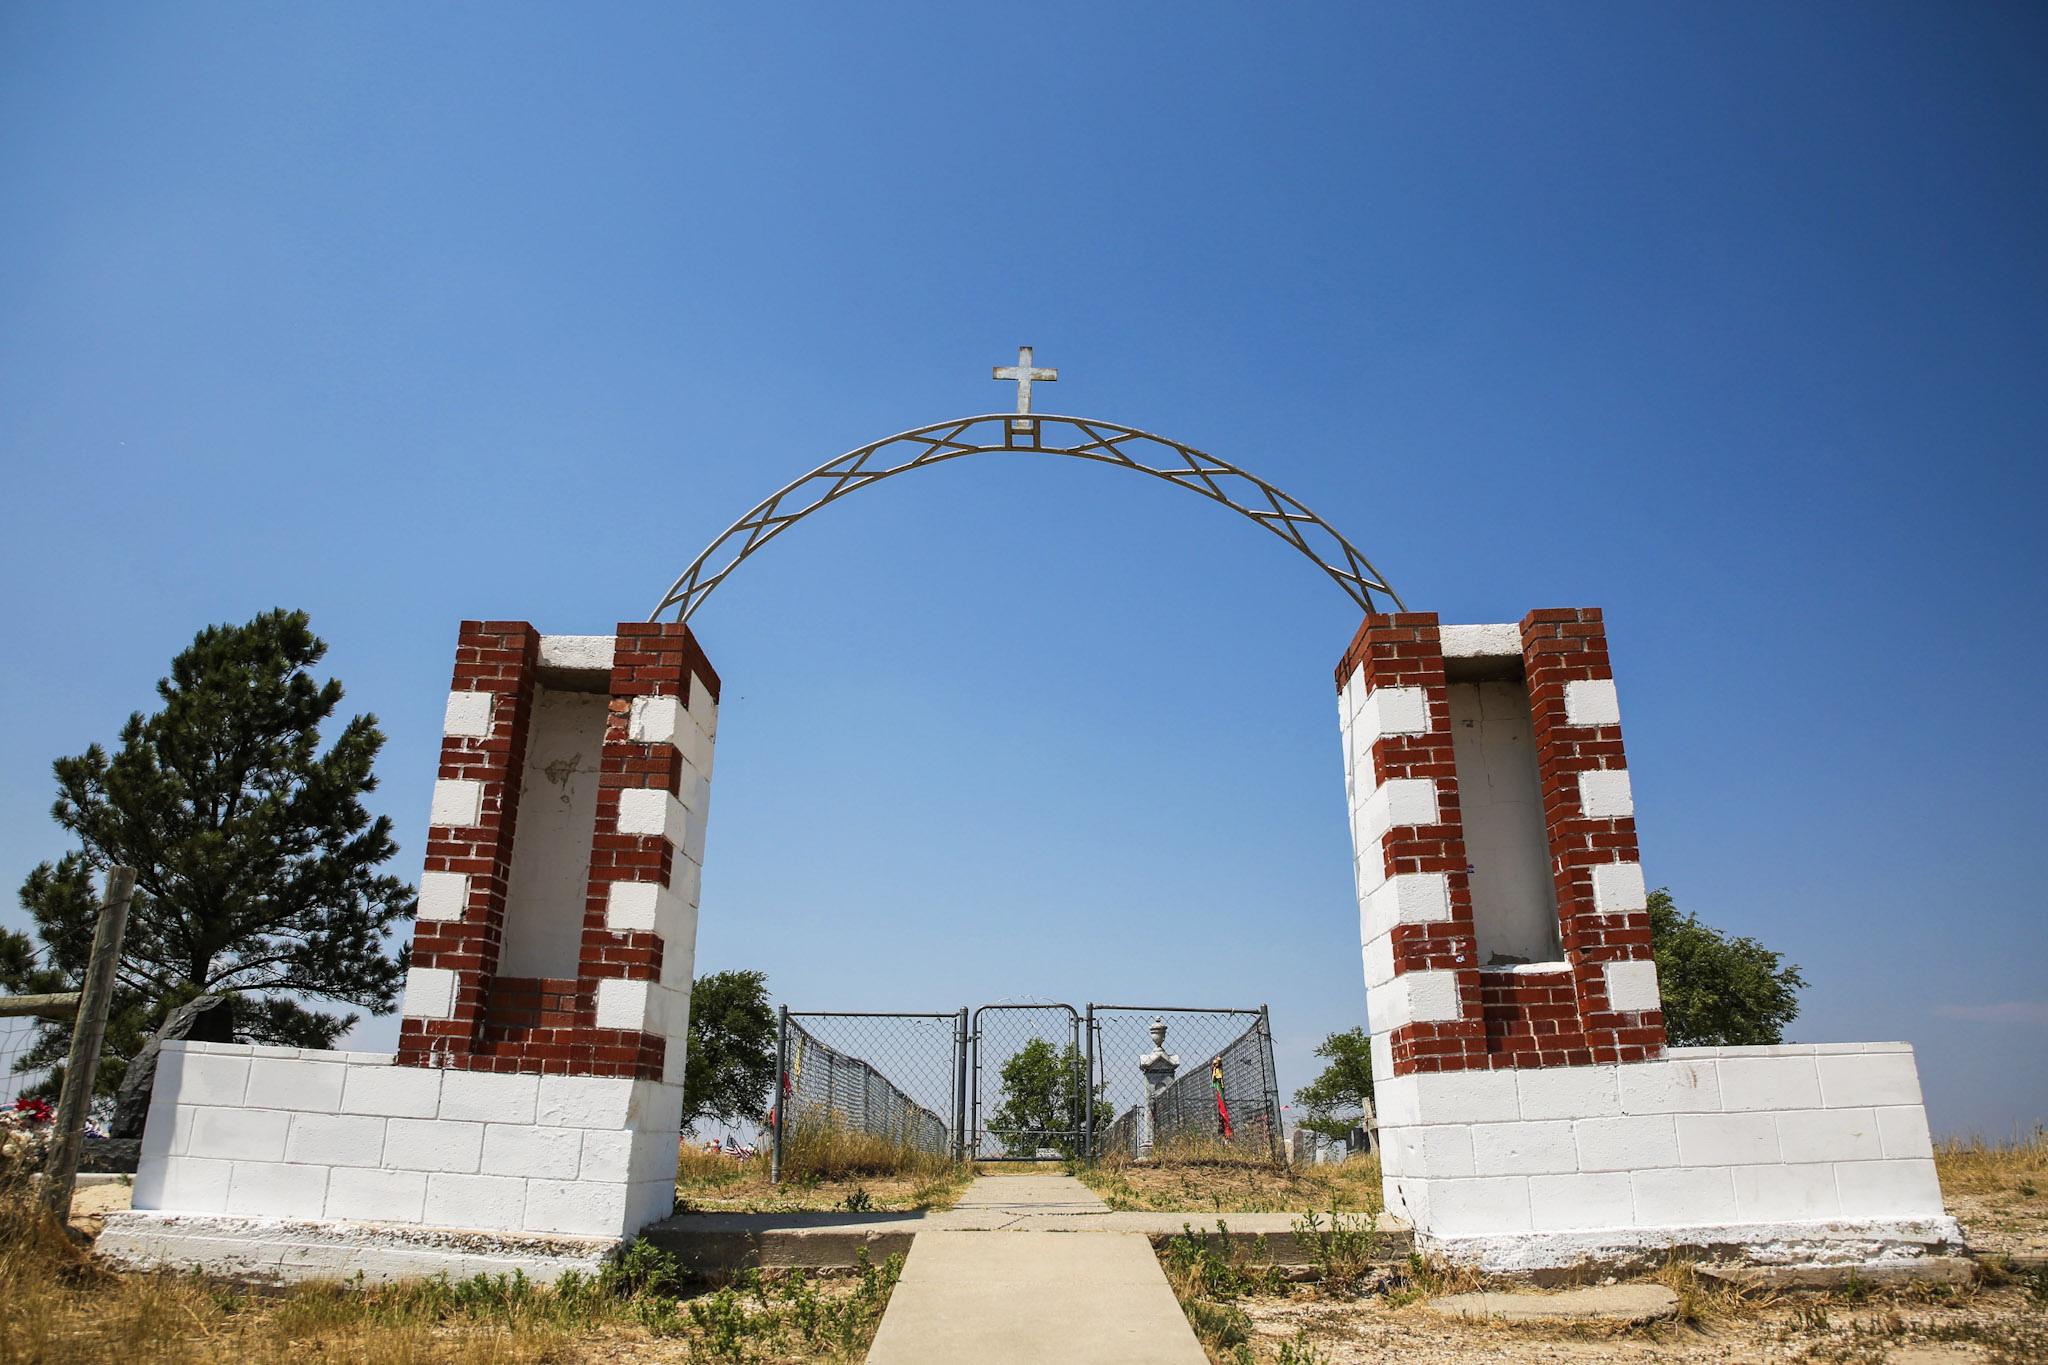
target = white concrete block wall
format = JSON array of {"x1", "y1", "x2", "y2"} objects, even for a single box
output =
[
  {"x1": 1373, "y1": 1043, "x2": 1960, "y2": 1267},
  {"x1": 135, "y1": 1042, "x2": 684, "y2": 1241}
]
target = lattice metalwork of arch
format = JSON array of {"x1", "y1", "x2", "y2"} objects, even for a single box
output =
[{"x1": 650, "y1": 413, "x2": 1406, "y2": 624}]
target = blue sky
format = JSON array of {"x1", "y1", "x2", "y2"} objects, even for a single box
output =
[{"x1": 2, "y1": 3, "x2": 2043, "y2": 1135}]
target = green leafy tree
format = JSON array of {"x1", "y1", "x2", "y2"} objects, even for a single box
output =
[
  {"x1": 1648, "y1": 887, "x2": 1805, "y2": 1046},
  {"x1": 1292, "y1": 1026, "x2": 1375, "y2": 1142},
  {"x1": 681, "y1": 969, "x2": 777, "y2": 1129},
  {"x1": 4, "y1": 609, "x2": 415, "y2": 1097},
  {"x1": 989, "y1": 1037, "x2": 1102, "y2": 1159}
]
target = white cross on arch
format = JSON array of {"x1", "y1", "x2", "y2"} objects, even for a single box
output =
[{"x1": 993, "y1": 346, "x2": 1057, "y2": 415}]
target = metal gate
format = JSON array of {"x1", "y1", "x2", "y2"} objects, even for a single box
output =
[{"x1": 968, "y1": 1002, "x2": 1088, "y2": 1161}]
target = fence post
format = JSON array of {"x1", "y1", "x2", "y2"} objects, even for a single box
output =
[
  {"x1": 771, "y1": 1005, "x2": 788, "y2": 1186},
  {"x1": 951, "y1": 1008, "x2": 967, "y2": 1164},
  {"x1": 40, "y1": 866, "x2": 137, "y2": 1222},
  {"x1": 1258, "y1": 1003, "x2": 1281, "y2": 1161},
  {"x1": 1083, "y1": 1003, "x2": 1095, "y2": 1162}
]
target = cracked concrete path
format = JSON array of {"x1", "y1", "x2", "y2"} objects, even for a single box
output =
[{"x1": 865, "y1": 1175, "x2": 1207, "y2": 1365}]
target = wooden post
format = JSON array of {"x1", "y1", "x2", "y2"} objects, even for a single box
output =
[{"x1": 39, "y1": 866, "x2": 137, "y2": 1222}]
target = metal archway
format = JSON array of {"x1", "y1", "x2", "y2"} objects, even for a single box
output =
[{"x1": 650, "y1": 413, "x2": 1405, "y2": 623}]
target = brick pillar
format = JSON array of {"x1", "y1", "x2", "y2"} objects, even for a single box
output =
[
  {"x1": 1336, "y1": 612, "x2": 1486, "y2": 1076},
  {"x1": 577, "y1": 622, "x2": 720, "y2": 1082},
  {"x1": 1521, "y1": 608, "x2": 1665, "y2": 1064},
  {"x1": 397, "y1": 621, "x2": 540, "y2": 1067}
]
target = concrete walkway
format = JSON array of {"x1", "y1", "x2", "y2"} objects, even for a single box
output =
[{"x1": 864, "y1": 1175, "x2": 1208, "y2": 1365}]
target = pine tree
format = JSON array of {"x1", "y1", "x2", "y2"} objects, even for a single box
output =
[{"x1": 4, "y1": 609, "x2": 416, "y2": 1096}]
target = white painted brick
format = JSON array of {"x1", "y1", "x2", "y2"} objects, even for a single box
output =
[
  {"x1": 1875, "y1": 1105, "x2": 1934, "y2": 1160},
  {"x1": 1604, "y1": 960, "x2": 1662, "y2": 1013},
  {"x1": 688, "y1": 673, "x2": 717, "y2": 737},
  {"x1": 1835, "y1": 1158, "x2": 1945, "y2": 1218},
  {"x1": 139, "y1": 1101, "x2": 185, "y2": 1159},
  {"x1": 1358, "y1": 778, "x2": 1439, "y2": 847},
  {"x1": 247, "y1": 1057, "x2": 346, "y2": 1112},
  {"x1": 674, "y1": 857, "x2": 703, "y2": 907},
  {"x1": 146, "y1": 1156, "x2": 233, "y2": 1213},
  {"x1": 629, "y1": 694, "x2": 687, "y2": 748},
  {"x1": 630, "y1": 1128, "x2": 683, "y2": 1184},
  {"x1": 284, "y1": 1112, "x2": 388, "y2": 1167},
  {"x1": 1732, "y1": 1162, "x2": 1842, "y2": 1221},
  {"x1": 423, "y1": 1172, "x2": 528, "y2": 1231},
  {"x1": 1617, "y1": 1057, "x2": 1721, "y2": 1115},
  {"x1": 1631, "y1": 1166, "x2": 1738, "y2": 1226},
  {"x1": 1817, "y1": 1052, "x2": 1924, "y2": 1109},
  {"x1": 537, "y1": 1075, "x2": 637, "y2": 1129},
  {"x1": 1376, "y1": 1127, "x2": 1413, "y2": 1178},
  {"x1": 578, "y1": 1128, "x2": 639, "y2": 1182},
  {"x1": 1471, "y1": 1120, "x2": 1579, "y2": 1176},
  {"x1": 1564, "y1": 678, "x2": 1621, "y2": 728},
  {"x1": 190, "y1": 1107, "x2": 290, "y2": 1162},
  {"x1": 686, "y1": 721, "x2": 715, "y2": 782},
  {"x1": 616, "y1": 787, "x2": 692, "y2": 848},
  {"x1": 682, "y1": 801, "x2": 708, "y2": 865},
  {"x1": 384, "y1": 1118, "x2": 485, "y2": 1173},
  {"x1": 524, "y1": 1178, "x2": 631, "y2": 1237},
  {"x1": 341, "y1": 1064, "x2": 442, "y2": 1118},
  {"x1": 482, "y1": 1125, "x2": 583, "y2": 1180},
  {"x1": 627, "y1": 1177, "x2": 677, "y2": 1232},
  {"x1": 400, "y1": 966, "x2": 458, "y2": 1020},
  {"x1": 1440, "y1": 623, "x2": 1521, "y2": 657},
  {"x1": 1362, "y1": 872, "x2": 1452, "y2": 939},
  {"x1": 675, "y1": 765, "x2": 709, "y2": 817},
  {"x1": 162, "y1": 1048, "x2": 251, "y2": 1107},
  {"x1": 1369, "y1": 1034, "x2": 1396, "y2": 1096},
  {"x1": 1776, "y1": 1108, "x2": 1884, "y2": 1164},
  {"x1": 635, "y1": 1081, "x2": 685, "y2": 1135},
  {"x1": 538, "y1": 635, "x2": 615, "y2": 671},
  {"x1": 1339, "y1": 667, "x2": 1365, "y2": 725},
  {"x1": 443, "y1": 690, "x2": 495, "y2": 737},
  {"x1": 1368, "y1": 970, "x2": 1463, "y2": 1032},
  {"x1": 439, "y1": 1069, "x2": 539, "y2": 1125},
  {"x1": 225, "y1": 1161, "x2": 329, "y2": 1218},
  {"x1": 417, "y1": 870, "x2": 470, "y2": 923},
  {"x1": 1425, "y1": 1177, "x2": 1532, "y2": 1236},
  {"x1": 1574, "y1": 1115, "x2": 1681, "y2": 1171},
  {"x1": 595, "y1": 978, "x2": 653, "y2": 1032},
  {"x1": 1578, "y1": 768, "x2": 1634, "y2": 819},
  {"x1": 325, "y1": 1167, "x2": 428, "y2": 1223},
  {"x1": 1675, "y1": 1112, "x2": 1781, "y2": 1166},
  {"x1": 1591, "y1": 861, "x2": 1648, "y2": 916},
  {"x1": 1412, "y1": 1070, "x2": 1521, "y2": 1125},
  {"x1": 1719, "y1": 1055, "x2": 1822, "y2": 1112},
  {"x1": 1516, "y1": 1065, "x2": 1622, "y2": 1121},
  {"x1": 1360, "y1": 933, "x2": 1396, "y2": 989},
  {"x1": 429, "y1": 778, "x2": 482, "y2": 827},
  {"x1": 1358, "y1": 686, "x2": 1430, "y2": 747},
  {"x1": 606, "y1": 881, "x2": 694, "y2": 949},
  {"x1": 1528, "y1": 1172, "x2": 1635, "y2": 1232}
]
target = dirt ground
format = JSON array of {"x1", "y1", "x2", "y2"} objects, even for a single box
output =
[
  {"x1": 672, "y1": 1154, "x2": 972, "y2": 1213},
  {"x1": 1078, "y1": 1152, "x2": 1384, "y2": 1213},
  {"x1": 1230, "y1": 1271, "x2": 2047, "y2": 1365}
]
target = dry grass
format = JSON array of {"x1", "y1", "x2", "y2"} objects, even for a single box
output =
[
  {"x1": 0, "y1": 1180, "x2": 901, "y2": 1365},
  {"x1": 1078, "y1": 1143, "x2": 1384, "y2": 1214},
  {"x1": 1934, "y1": 1125, "x2": 2048, "y2": 1197},
  {"x1": 674, "y1": 1118, "x2": 970, "y2": 1213},
  {"x1": 1933, "y1": 1125, "x2": 2048, "y2": 1259}
]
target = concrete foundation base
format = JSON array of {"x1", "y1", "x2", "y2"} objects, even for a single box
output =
[
  {"x1": 96, "y1": 1210, "x2": 623, "y2": 1286},
  {"x1": 1424, "y1": 1215, "x2": 1965, "y2": 1275}
]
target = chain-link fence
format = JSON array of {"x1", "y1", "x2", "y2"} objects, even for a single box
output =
[
  {"x1": 771, "y1": 1010, "x2": 965, "y2": 1179},
  {"x1": 1089, "y1": 1006, "x2": 1281, "y2": 1160},
  {"x1": 969, "y1": 1003, "x2": 1085, "y2": 1160},
  {"x1": 762, "y1": 1000, "x2": 1283, "y2": 1179}
]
